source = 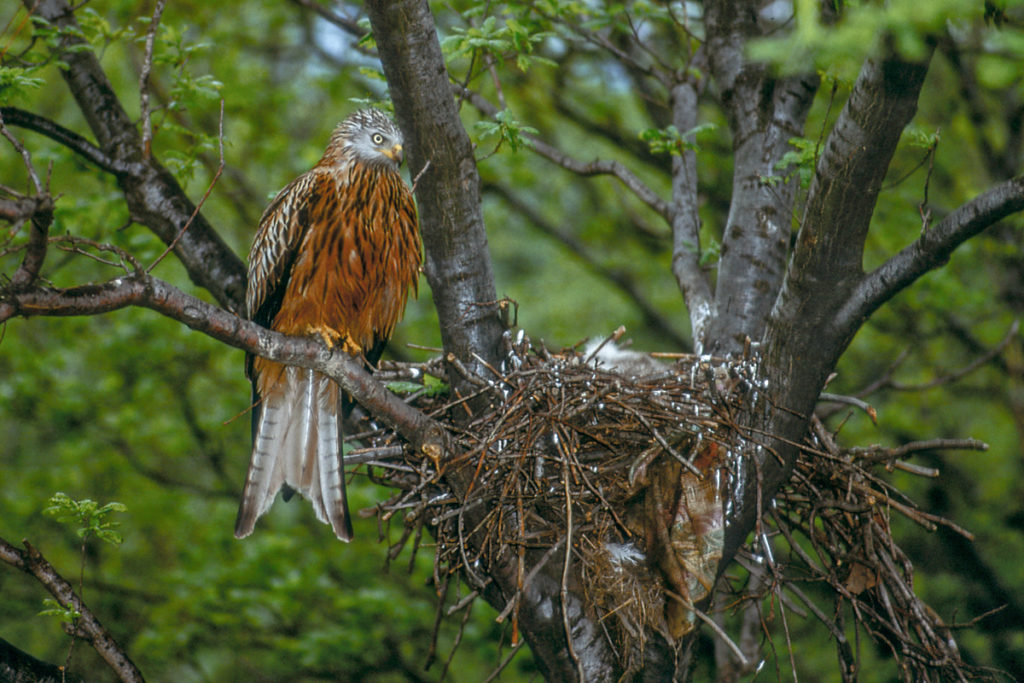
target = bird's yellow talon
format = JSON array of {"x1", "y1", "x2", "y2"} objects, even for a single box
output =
[
  {"x1": 306, "y1": 324, "x2": 343, "y2": 349},
  {"x1": 341, "y1": 338, "x2": 361, "y2": 355},
  {"x1": 304, "y1": 325, "x2": 363, "y2": 355}
]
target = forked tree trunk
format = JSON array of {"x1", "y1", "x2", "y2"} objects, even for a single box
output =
[{"x1": 365, "y1": 2, "x2": 938, "y2": 680}]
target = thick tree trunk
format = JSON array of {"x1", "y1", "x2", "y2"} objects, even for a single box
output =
[
  {"x1": 364, "y1": 3, "x2": 644, "y2": 680},
  {"x1": 0, "y1": 638, "x2": 83, "y2": 683},
  {"x1": 365, "y1": 0, "x2": 506, "y2": 383},
  {"x1": 703, "y1": 0, "x2": 819, "y2": 356},
  {"x1": 722, "y1": 52, "x2": 935, "y2": 566}
]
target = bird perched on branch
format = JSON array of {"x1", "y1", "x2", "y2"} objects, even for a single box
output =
[{"x1": 235, "y1": 108, "x2": 422, "y2": 541}]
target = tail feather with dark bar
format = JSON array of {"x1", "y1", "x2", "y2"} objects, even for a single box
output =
[{"x1": 234, "y1": 366, "x2": 352, "y2": 540}]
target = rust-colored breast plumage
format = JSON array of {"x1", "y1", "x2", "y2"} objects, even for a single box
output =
[{"x1": 247, "y1": 160, "x2": 421, "y2": 394}]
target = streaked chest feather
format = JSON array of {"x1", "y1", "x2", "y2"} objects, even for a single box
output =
[{"x1": 273, "y1": 165, "x2": 420, "y2": 345}]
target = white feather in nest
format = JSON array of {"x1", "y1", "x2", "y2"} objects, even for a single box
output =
[{"x1": 582, "y1": 338, "x2": 670, "y2": 379}]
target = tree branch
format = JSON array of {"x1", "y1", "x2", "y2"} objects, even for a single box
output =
[
  {"x1": 837, "y1": 175, "x2": 1024, "y2": 337},
  {"x1": 536, "y1": 5, "x2": 672, "y2": 89},
  {"x1": 940, "y1": 30, "x2": 1024, "y2": 181},
  {"x1": 666, "y1": 76, "x2": 713, "y2": 353},
  {"x1": 0, "y1": 107, "x2": 126, "y2": 175},
  {"x1": 0, "y1": 273, "x2": 447, "y2": 457},
  {"x1": 23, "y1": 0, "x2": 246, "y2": 311},
  {"x1": 289, "y1": 0, "x2": 365, "y2": 38},
  {"x1": 551, "y1": 90, "x2": 663, "y2": 169},
  {"x1": 457, "y1": 85, "x2": 671, "y2": 219},
  {"x1": 0, "y1": 637, "x2": 84, "y2": 683},
  {"x1": 704, "y1": 0, "x2": 819, "y2": 355},
  {"x1": 0, "y1": 114, "x2": 55, "y2": 291},
  {"x1": 0, "y1": 196, "x2": 42, "y2": 223},
  {"x1": 4, "y1": 197, "x2": 52, "y2": 292},
  {"x1": 137, "y1": 0, "x2": 167, "y2": 159},
  {"x1": 365, "y1": 0, "x2": 505, "y2": 381},
  {"x1": 779, "y1": 51, "x2": 934, "y2": 337},
  {"x1": 0, "y1": 537, "x2": 144, "y2": 683},
  {"x1": 730, "y1": 48, "x2": 935, "y2": 574}
]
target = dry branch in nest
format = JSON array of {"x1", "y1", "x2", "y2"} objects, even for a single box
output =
[
  {"x1": 748, "y1": 418, "x2": 994, "y2": 682},
  {"x1": 351, "y1": 333, "x2": 990, "y2": 681}
]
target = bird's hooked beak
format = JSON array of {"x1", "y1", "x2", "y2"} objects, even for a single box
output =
[{"x1": 383, "y1": 143, "x2": 404, "y2": 166}]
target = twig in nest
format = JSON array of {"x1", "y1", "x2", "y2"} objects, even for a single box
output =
[
  {"x1": 560, "y1": 451, "x2": 584, "y2": 681},
  {"x1": 481, "y1": 639, "x2": 526, "y2": 683},
  {"x1": 669, "y1": 592, "x2": 749, "y2": 669},
  {"x1": 819, "y1": 391, "x2": 877, "y2": 423}
]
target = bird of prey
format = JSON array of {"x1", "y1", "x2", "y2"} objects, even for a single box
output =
[{"x1": 235, "y1": 108, "x2": 421, "y2": 541}]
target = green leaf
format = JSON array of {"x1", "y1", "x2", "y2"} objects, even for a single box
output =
[
  {"x1": 386, "y1": 380, "x2": 425, "y2": 395},
  {"x1": 906, "y1": 126, "x2": 940, "y2": 150},
  {"x1": 775, "y1": 137, "x2": 818, "y2": 188},
  {"x1": 474, "y1": 109, "x2": 538, "y2": 154},
  {"x1": 43, "y1": 492, "x2": 127, "y2": 547},
  {"x1": 0, "y1": 66, "x2": 45, "y2": 102},
  {"x1": 699, "y1": 239, "x2": 721, "y2": 267},
  {"x1": 640, "y1": 123, "x2": 716, "y2": 156},
  {"x1": 39, "y1": 598, "x2": 80, "y2": 623}
]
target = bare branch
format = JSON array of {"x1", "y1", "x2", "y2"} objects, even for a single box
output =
[
  {"x1": 0, "y1": 195, "x2": 42, "y2": 223},
  {"x1": 0, "y1": 109, "x2": 44, "y2": 194},
  {"x1": 536, "y1": 5, "x2": 671, "y2": 89},
  {"x1": 666, "y1": 76, "x2": 713, "y2": 353},
  {"x1": 849, "y1": 438, "x2": 989, "y2": 461},
  {"x1": 289, "y1": 0, "x2": 365, "y2": 38},
  {"x1": 703, "y1": 0, "x2": 819, "y2": 355},
  {"x1": 941, "y1": 30, "x2": 1024, "y2": 180},
  {"x1": 780, "y1": 53, "x2": 934, "y2": 339},
  {"x1": 0, "y1": 116, "x2": 54, "y2": 291},
  {"x1": 734, "y1": 48, "x2": 935, "y2": 579},
  {"x1": 0, "y1": 537, "x2": 145, "y2": 683},
  {"x1": 817, "y1": 392, "x2": 877, "y2": 423},
  {"x1": 0, "y1": 637, "x2": 84, "y2": 683},
  {"x1": 0, "y1": 107, "x2": 126, "y2": 174},
  {"x1": 551, "y1": 93, "x2": 662, "y2": 169},
  {"x1": 0, "y1": 273, "x2": 447, "y2": 457},
  {"x1": 3, "y1": 196, "x2": 53, "y2": 291},
  {"x1": 457, "y1": 85, "x2": 670, "y2": 219},
  {"x1": 837, "y1": 177, "x2": 1024, "y2": 337},
  {"x1": 138, "y1": 0, "x2": 166, "y2": 159}
]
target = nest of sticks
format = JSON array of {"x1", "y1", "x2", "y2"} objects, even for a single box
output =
[{"x1": 349, "y1": 332, "x2": 988, "y2": 681}]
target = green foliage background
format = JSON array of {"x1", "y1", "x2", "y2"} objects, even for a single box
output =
[{"x1": 1, "y1": 1, "x2": 1022, "y2": 680}]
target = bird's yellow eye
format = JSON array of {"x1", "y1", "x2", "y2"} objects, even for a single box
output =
[{"x1": 372, "y1": 133, "x2": 385, "y2": 145}]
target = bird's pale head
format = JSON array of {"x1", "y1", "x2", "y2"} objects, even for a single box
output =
[{"x1": 328, "y1": 108, "x2": 405, "y2": 170}]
